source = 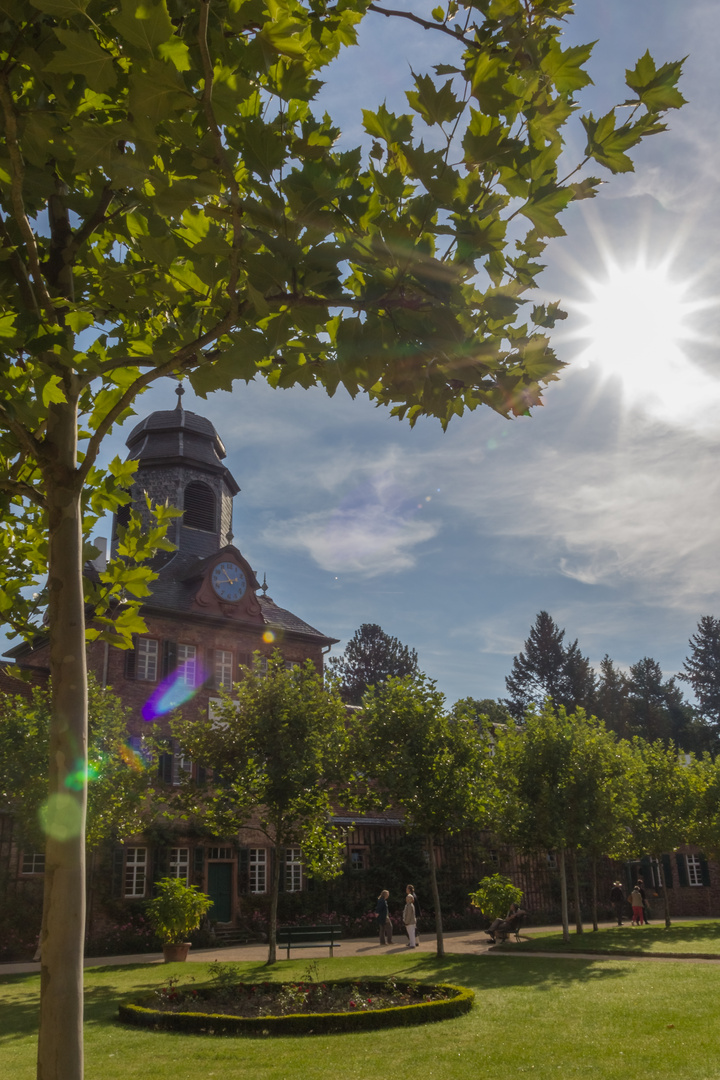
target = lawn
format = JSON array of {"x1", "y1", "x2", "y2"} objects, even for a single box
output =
[
  {"x1": 512, "y1": 920, "x2": 720, "y2": 956},
  {"x1": 2, "y1": 952, "x2": 720, "y2": 1079}
]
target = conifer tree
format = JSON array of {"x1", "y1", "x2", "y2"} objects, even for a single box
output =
[
  {"x1": 504, "y1": 611, "x2": 595, "y2": 719},
  {"x1": 327, "y1": 623, "x2": 418, "y2": 704},
  {"x1": 680, "y1": 615, "x2": 720, "y2": 729}
]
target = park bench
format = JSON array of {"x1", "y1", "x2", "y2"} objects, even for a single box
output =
[
  {"x1": 276, "y1": 924, "x2": 343, "y2": 960},
  {"x1": 487, "y1": 912, "x2": 526, "y2": 944}
]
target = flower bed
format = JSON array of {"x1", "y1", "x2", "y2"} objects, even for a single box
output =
[{"x1": 118, "y1": 974, "x2": 474, "y2": 1036}]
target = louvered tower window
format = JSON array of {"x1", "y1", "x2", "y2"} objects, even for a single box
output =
[{"x1": 183, "y1": 481, "x2": 216, "y2": 531}]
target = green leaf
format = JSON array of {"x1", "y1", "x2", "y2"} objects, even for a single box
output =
[
  {"x1": 29, "y1": 0, "x2": 88, "y2": 15},
  {"x1": 625, "y1": 51, "x2": 687, "y2": 112},
  {"x1": 520, "y1": 187, "x2": 573, "y2": 237},
  {"x1": 45, "y1": 31, "x2": 117, "y2": 94},
  {"x1": 110, "y1": 0, "x2": 175, "y2": 53},
  {"x1": 541, "y1": 41, "x2": 594, "y2": 95},
  {"x1": 362, "y1": 104, "x2": 413, "y2": 146},
  {"x1": 431, "y1": 6, "x2": 444, "y2": 21},
  {"x1": 406, "y1": 73, "x2": 464, "y2": 127},
  {"x1": 41, "y1": 376, "x2": 67, "y2": 407}
]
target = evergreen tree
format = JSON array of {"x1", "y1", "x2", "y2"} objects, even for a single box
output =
[
  {"x1": 504, "y1": 611, "x2": 595, "y2": 719},
  {"x1": 326, "y1": 623, "x2": 418, "y2": 704},
  {"x1": 594, "y1": 655, "x2": 631, "y2": 739},
  {"x1": 680, "y1": 616, "x2": 720, "y2": 728},
  {"x1": 625, "y1": 657, "x2": 695, "y2": 748}
]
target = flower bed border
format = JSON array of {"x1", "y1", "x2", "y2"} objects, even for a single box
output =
[{"x1": 118, "y1": 978, "x2": 474, "y2": 1036}]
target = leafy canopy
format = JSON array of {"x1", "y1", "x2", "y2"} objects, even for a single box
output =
[{"x1": 0, "y1": 0, "x2": 685, "y2": 644}]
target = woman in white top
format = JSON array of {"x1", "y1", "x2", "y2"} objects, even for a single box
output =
[{"x1": 403, "y1": 891, "x2": 417, "y2": 947}]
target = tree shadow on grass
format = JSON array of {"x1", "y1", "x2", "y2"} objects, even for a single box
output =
[
  {"x1": 382, "y1": 952, "x2": 633, "y2": 993},
  {"x1": 514, "y1": 920, "x2": 720, "y2": 954}
]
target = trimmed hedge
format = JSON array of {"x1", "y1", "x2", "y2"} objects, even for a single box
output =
[{"x1": 118, "y1": 978, "x2": 475, "y2": 1036}]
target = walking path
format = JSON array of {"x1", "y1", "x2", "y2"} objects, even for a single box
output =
[{"x1": 3, "y1": 920, "x2": 718, "y2": 977}]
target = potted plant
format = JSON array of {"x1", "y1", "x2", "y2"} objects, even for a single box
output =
[{"x1": 146, "y1": 877, "x2": 214, "y2": 962}]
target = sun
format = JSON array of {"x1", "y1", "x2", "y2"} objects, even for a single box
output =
[{"x1": 573, "y1": 257, "x2": 716, "y2": 422}]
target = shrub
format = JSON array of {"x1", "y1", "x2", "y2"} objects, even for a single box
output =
[
  {"x1": 145, "y1": 878, "x2": 214, "y2": 945},
  {"x1": 468, "y1": 874, "x2": 523, "y2": 921}
]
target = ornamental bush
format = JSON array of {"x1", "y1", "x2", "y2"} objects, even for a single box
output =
[
  {"x1": 468, "y1": 874, "x2": 524, "y2": 921},
  {"x1": 145, "y1": 878, "x2": 214, "y2": 946}
]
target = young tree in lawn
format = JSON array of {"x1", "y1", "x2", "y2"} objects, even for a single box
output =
[
  {"x1": 174, "y1": 653, "x2": 349, "y2": 964},
  {"x1": 610, "y1": 737, "x2": 694, "y2": 929},
  {"x1": 326, "y1": 623, "x2": 418, "y2": 705},
  {"x1": 0, "y1": 2, "x2": 684, "y2": 1074},
  {"x1": 355, "y1": 673, "x2": 489, "y2": 958},
  {"x1": 504, "y1": 611, "x2": 595, "y2": 720},
  {"x1": 680, "y1": 616, "x2": 720, "y2": 733},
  {"x1": 493, "y1": 702, "x2": 583, "y2": 943}
]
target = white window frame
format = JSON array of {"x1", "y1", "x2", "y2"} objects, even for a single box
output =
[
  {"x1": 349, "y1": 848, "x2": 366, "y2": 872},
  {"x1": 249, "y1": 848, "x2": 267, "y2": 893},
  {"x1": 215, "y1": 649, "x2": 233, "y2": 690},
  {"x1": 22, "y1": 852, "x2": 45, "y2": 874},
  {"x1": 136, "y1": 638, "x2": 158, "y2": 682},
  {"x1": 177, "y1": 644, "x2": 197, "y2": 687},
  {"x1": 686, "y1": 854, "x2": 703, "y2": 886},
  {"x1": 208, "y1": 847, "x2": 233, "y2": 860},
  {"x1": 285, "y1": 848, "x2": 302, "y2": 892},
  {"x1": 169, "y1": 847, "x2": 189, "y2": 884},
  {"x1": 124, "y1": 847, "x2": 147, "y2": 898}
]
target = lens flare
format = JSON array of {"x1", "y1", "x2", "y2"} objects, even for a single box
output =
[
  {"x1": 39, "y1": 793, "x2": 83, "y2": 840},
  {"x1": 64, "y1": 760, "x2": 100, "y2": 791},
  {"x1": 262, "y1": 630, "x2": 276, "y2": 644},
  {"x1": 142, "y1": 661, "x2": 206, "y2": 721},
  {"x1": 119, "y1": 742, "x2": 147, "y2": 770}
]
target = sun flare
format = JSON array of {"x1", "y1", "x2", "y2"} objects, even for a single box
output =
[{"x1": 574, "y1": 258, "x2": 716, "y2": 422}]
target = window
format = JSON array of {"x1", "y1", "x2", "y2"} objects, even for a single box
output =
[
  {"x1": 124, "y1": 847, "x2": 147, "y2": 897},
  {"x1": 285, "y1": 848, "x2": 302, "y2": 892},
  {"x1": 249, "y1": 849, "x2": 267, "y2": 893},
  {"x1": 208, "y1": 847, "x2": 233, "y2": 860},
  {"x1": 136, "y1": 638, "x2": 158, "y2": 682},
  {"x1": 686, "y1": 854, "x2": 703, "y2": 886},
  {"x1": 215, "y1": 650, "x2": 233, "y2": 690},
  {"x1": 22, "y1": 852, "x2": 45, "y2": 874},
  {"x1": 546, "y1": 851, "x2": 557, "y2": 868},
  {"x1": 169, "y1": 848, "x2": 189, "y2": 884},
  {"x1": 349, "y1": 848, "x2": 365, "y2": 871},
  {"x1": 183, "y1": 481, "x2": 216, "y2": 531},
  {"x1": 487, "y1": 850, "x2": 500, "y2": 866},
  {"x1": 177, "y1": 644, "x2": 197, "y2": 687}
]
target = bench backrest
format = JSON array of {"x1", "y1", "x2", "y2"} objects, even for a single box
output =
[{"x1": 276, "y1": 925, "x2": 343, "y2": 944}]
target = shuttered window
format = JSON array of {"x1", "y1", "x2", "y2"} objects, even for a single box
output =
[
  {"x1": 215, "y1": 649, "x2": 233, "y2": 690},
  {"x1": 136, "y1": 638, "x2": 158, "y2": 682},
  {"x1": 249, "y1": 849, "x2": 267, "y2": 893},
  {"x1": 183, "y1": 481, "x2": 216, "y2": 531},
  {"x1": 125, "y1": 848, "x2": 147, "y2": 897}
]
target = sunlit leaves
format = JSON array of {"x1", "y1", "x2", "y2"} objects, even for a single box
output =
[{"x1": 626, "y1": 51, "x2": 687, "y2": 112}]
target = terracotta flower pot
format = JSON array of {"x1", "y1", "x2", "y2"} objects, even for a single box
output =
[{"x1": 162, "y1": 942, "x2": 191, "y2": 963}]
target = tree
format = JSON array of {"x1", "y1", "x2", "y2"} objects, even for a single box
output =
[
  {"x1": 0, "y1": 1, "x2": 683, "y2": 1074},
  {"x1": 616, "y1": 737, "x2": 694, "y2": 928},
  {"x1": 326, "y1": 623, "x2": 418, "y2": 704},
  {"x1": 504, "y1": 611, "x2": 595, "y2": 719},
  {"x1": 355, "y1": 673, "x2": 488, "y2": 958},
  {"x1": 625, "y1": 657, "x2": 695, "y2": 748},
  {"x1": 594, "y1": 654, "x2": 631, "y2": 739},
  {"x1": 174, "y1": 652, "x2": 349, "y2": 964},
  {"x1": 680, "y1": 616, "x2": 720, "y2": 730}
]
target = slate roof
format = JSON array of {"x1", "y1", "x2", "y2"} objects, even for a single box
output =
[{"x1": 125, "y1": 406, "x2": 239, "y2": 494}]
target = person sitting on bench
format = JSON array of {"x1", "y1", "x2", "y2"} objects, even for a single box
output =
[{"x1": 486, "y1": 903, "x2": 527, "y2": 943}]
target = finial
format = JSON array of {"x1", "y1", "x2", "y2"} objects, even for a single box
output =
[
  {"x1": 261, "y1": 572, "x2": 269, "y2": 596},
  {"x1": 175, "y1": 383, "x2": 185, "y2": 410},
  {"x1": 226, "y1": 529, "x2": 234, "y2": 544}
]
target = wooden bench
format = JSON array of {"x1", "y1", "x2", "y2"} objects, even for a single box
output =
[
  {"x1": 276, "y1": 924, "x2": 343, "y2": 960},
  {"x1": 487, "y1": 913, "x2": 526, "y2": 944}
]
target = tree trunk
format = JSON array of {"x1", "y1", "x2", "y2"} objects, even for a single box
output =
[
  {"x1": 267, "y1": 839, "x2": 281, "y2": 964},
  {"x1": 427, "y1": 833, "x2": 444, "y2": 958},
  {"x1": 571, "y1": 849, "x2": 583, "y2": 934},
  {"x1": 558, "y1": 847, "x2": 569, "y2": 943},
  {"x1": 658, "y1": 854, "x2": 672, "y2": 928},
  {"x1": 38, "y1": 401, "x2": 88, "y2": 1080},
  {"x1": 591, "y1": 854, "x2": 599, "y2": 932}
]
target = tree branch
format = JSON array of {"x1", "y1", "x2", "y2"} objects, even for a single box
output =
[
  {"x1": 0, "y1": 75, "x2": 56, "y2": 322},
  {"x1": 0, "y1": 400, "x2": 46, "y2": 464},
  {"x1": 0, "y1": 478, "x2": 47, "y2": 508},
  {"x1": 72, "y1": 185, "x2": 116, "y2": 252},
  {"x1": 368, "y1": 4, "x2": 476, "y2": 48},
  {"x1": 0, "y1": 211, "x2": 39, "y2": 314}
]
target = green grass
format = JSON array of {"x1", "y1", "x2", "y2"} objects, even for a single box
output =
[
  {"x1": 3, "y1": 953, "x2": 720, "y2": 1079},
  {"x1": 512, "y1": 920, "x2": 720, "y2": 956}
]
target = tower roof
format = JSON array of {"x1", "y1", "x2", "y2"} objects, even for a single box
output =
[{"x1": 125, "y1": 397, "x2": 239, "y2": 494}]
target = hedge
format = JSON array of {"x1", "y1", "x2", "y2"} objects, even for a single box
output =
[{"x1": 118, "y1": 979, "x2": 475, "y2": 1036}]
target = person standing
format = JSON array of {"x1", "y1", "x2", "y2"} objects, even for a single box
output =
[
  {"x1": 636, "y1": 876, "x2": 651, "y2": 924},
  {"x1": 406, "y1": 884, "x2": 420, "y2": 945},
  {"x1": 610, "y1": 881, "x2": 625, "y2": 926},
  {"x1": 403, "y1": 890, "x2": 417, "y2": 947},
  {"x1": 376, "y1": 889, "x2": 393, "y2": 945},
  {"x1": 629, "y1": 884, "x2": 645, "y2": 926}
]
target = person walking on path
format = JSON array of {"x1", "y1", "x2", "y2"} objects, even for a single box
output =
[
  {"x1": 376, "y1": 890, "x2": 393, "y2": 945},
  {"x1": 403, "y1": 890, "x2": 417, "y2": 947},
  {"x1": 629, "y1": 884, "x2": 645, "y2": 926},
  {"x1": 610, "y1": 881, "x2": 625, "y2": 926}
]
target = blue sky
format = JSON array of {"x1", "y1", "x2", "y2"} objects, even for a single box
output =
[{"x1": 98, "y1": 1, "x2": 720, "y2": 707}]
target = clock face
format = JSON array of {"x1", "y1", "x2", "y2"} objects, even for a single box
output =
[{"x1": 211, "y1": 561, "x2": 247, "y2": 603}]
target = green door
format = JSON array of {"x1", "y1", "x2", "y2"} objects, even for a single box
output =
[{"x1": 207, "y1": 862, "x2": 233, "y2": 923}]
